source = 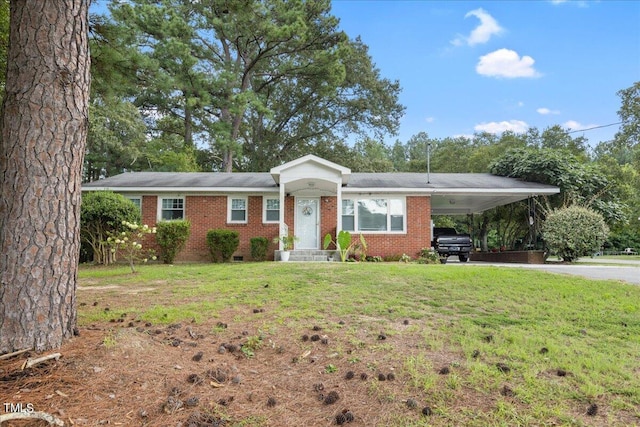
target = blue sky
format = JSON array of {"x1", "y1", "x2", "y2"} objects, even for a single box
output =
[
  {"x1": 90, "y1": 0, "x2": 639, "y2": 148},
  {"x1": 331, "y1": 0, "x2": 640, "y2": 147}
]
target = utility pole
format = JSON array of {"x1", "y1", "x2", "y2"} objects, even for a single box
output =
[{"x1": 426, "y1": 141, "x2": 431, "y2": 184}]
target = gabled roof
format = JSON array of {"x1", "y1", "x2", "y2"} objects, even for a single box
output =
[
  {"x1": 270, "y1": 154, "x2": 351, "y2": 184},
  {"x1": 82, "y1": 155, "x2": 559, "y2": 214}
]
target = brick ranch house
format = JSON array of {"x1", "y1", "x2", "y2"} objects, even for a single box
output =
[{"x1": 82, "y1": 154, "x2": 559, "y2": 262}]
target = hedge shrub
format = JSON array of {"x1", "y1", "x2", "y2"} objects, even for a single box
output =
[
  {"x1": 156, "y1": 220, "x2": 191, "y2": 264},
  {"x1": 206, "y1": 229, "x2": 240, "y2": 262},
  {"x1": 542, "y1": 205, "x2": 609, "y2": 262},
  {"x1": 250, "y1": 237, "x2": 269, "y2": 261}
]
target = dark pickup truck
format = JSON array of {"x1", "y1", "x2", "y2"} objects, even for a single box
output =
[{"x1": 431, "y1": 227, "x2": 472, "y2": 263}]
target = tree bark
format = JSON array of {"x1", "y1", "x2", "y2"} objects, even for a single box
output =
[{"x1": 0, "y1": 1, "x2": 90, "y2": 353}]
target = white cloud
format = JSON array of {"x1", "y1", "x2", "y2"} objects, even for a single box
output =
[
  {"x1": 537, "y1": 107, "x2": 560, "y2": 115},
  {"x1": 517, "y1": 101, "x2": 525, "y2": 107},
  {"x1": 474, "y1": 119, "x2": 529, "y2": 134},
  {"x1": 425, "y1": 116, "x2": 435, "y2": 123},
  {"x1": 476, "y1": 48, "x2": 541, "y2": 78},
  {"x1": 562, "y1": 120, "x2": 598, "y2": 131},
  {"x1": 451, "y1": 8, "x2": 503, "y2": 46},
  {"x1": 549, "y1": 0, "x2": 590, "y2": 7}
]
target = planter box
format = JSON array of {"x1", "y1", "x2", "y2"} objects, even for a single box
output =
[{"x1": 470, "y1": 250, "x2": 545, "y2": 264}]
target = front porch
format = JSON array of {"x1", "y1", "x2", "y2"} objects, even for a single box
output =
[
  {"x1": 274, "y1": 249, "x2": 340, "y2": 262},
  {"x1": 271, "y1": 155, "x2": 349, "y2": 252}
]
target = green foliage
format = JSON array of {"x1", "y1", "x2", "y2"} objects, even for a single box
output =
[
  {"x1": 323, "y1": 230, "x2": 366, "y2": 262},
  {"x1": 250, "y1": 237, "x2": 269, "y2": 261},
  {"x1": 542, "y1": 206, "x2": 610, "y2": 262},
  {"x1": 107, "y1": 221, "x2": 157, "y2": 273},
  {"x1": 81, "y1": 191, "x2": 141, "y2": 265},
  {"x1": 85, "y1": 100, "x2": 148, "y2": 182},
  {"x1": 491, "y1": 147, "x2": 627, "y2": 225},
  {"x1": 241, "y1": 334, "x2": 263, "y2": 359},
  {"x1": 104, "y1": 0, "x2": 403, "y2": 172},
  {"x1": 417, "y1": 248, "x2": 439, "y2": 264},
  {"x1": 206, "y1": 229, "x2": 240, "y2": 263},
  {"x1": 155, "y1": 220, "x2": 191, "y2": 264},
  {"x1": 614, "y1": 81, "x2": 640, "y2": 148},
  {"x1": 273, "y1": 234, "x2": 297, "y2": 251}
]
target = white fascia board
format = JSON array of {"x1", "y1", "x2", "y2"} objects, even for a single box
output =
[
  {"x1": 341, "y1": 186, "x2": 559, "y2": 196},
  {"x1": 341, "y1": 187, "x2": 434, "y2": 194},
  {"x1": 431, "y1": 188, "x2": 560, "y2": 195}
]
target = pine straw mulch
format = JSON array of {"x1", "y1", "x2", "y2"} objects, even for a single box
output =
[{"x1": 0, "y1": 290, "x2": 627, "y2": 427}]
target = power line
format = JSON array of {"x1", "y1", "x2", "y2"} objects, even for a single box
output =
[{"x1": 567, "y1": 121, "x2": 623, "y2": 134}]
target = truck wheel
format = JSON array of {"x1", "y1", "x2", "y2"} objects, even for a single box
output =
[{"x1": 458, "y1": 254, "x2": 469, "y2": 262}]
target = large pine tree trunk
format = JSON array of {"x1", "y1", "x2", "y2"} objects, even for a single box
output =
[{"x1": 0, "y1": 1, "x2": 90, "y2": 353}]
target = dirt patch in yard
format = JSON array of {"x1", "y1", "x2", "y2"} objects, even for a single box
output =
[{"x1": 1, "y1": 288, "x2": 633, "y2": 427}]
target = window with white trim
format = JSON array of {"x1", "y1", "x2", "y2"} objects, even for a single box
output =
[
  {"x1": 342, "y1": 199, "x2": 355, "y2": 231},
  {"x1": 341, "y1": 197, "x2": 405, "y2": 233},
  {"x1": 228, "y1": 196, "x2": 247, "y2": 223},
  {"x1": 126, "y1": 196, "x2": 142, "y2": 211},
  {"x1": 160, "y1": 197, "x2": 184, "y2": 220},
  {"x1": 263, "y1": 197, "x2": 280, "y2": 223}
]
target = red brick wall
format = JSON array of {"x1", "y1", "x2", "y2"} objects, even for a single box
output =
[
  {"x1": 360, "y1": 196, "x2": 431, "y2": 259},
  {"x1": 140, "y1": 195, "x2": 280, "y2": 262},
  {"x1": 320, "y1": 196, "x2": 338, "y2": 247},
  {"x1": 139, "y1": 194, "x2": 431, "y2": 262}
]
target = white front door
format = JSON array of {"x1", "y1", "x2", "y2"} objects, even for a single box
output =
[{"x1": 295, "y1": 198, "x2": 320, "y2": 249}]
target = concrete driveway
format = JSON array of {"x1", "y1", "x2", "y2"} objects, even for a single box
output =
[{"x1": 447, "y1": 258, "x2": 640, "y2": 285}]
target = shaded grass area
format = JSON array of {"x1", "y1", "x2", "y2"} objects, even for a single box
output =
[{"x1": 78, "y1": 263, "x2": 640, "y2": 426}]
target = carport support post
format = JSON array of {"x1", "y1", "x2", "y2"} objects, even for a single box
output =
[{"x1": 336, "y1": 182, "x2": 342, "y2": 232}]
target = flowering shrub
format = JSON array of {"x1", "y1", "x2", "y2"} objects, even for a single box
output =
[
  {"x1": 107, "y1": 221, "x2": 157, "y2": 273},
  {"x1": 417, "y1": 247, "x2": 439, "y2": 264},
  {"x1": 399, "y1": 253, "x2": 412, "y2": 263}
]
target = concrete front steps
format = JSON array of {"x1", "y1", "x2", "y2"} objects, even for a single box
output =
[{"x1": 275, "y1": 250, "x2": 340, "y2": 262}]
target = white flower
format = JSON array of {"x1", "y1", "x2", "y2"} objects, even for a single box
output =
[{"x1": 136, "y1": 244, "x2": 142, "y2": 249}]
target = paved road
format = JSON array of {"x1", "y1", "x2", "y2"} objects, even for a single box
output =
[{"x1": 447, "y1": 258, "x2": 640, "y2": 285}]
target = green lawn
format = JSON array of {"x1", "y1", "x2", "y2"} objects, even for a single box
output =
[
  {"x1": 78, "y1": 262, "x2": 640, "y2": 426},
  {"x1": 597, "y1": 254, "x2": 640, "y2": 261}
]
